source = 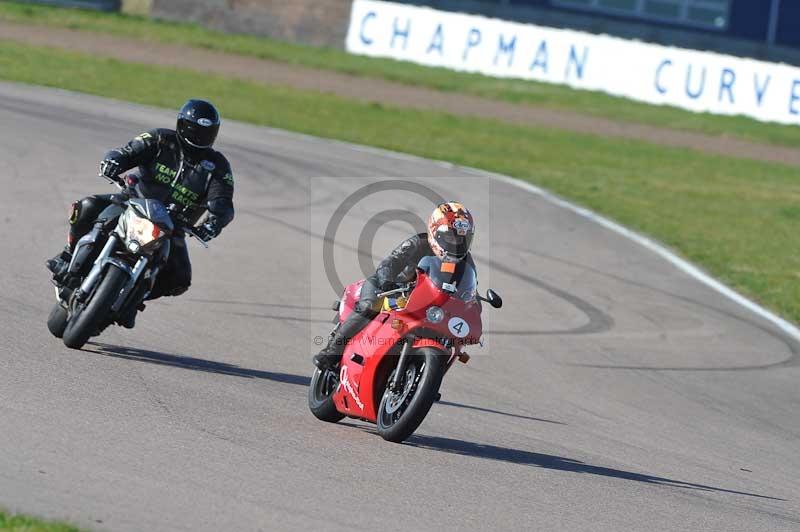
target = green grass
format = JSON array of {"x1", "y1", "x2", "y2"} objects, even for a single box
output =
[
  {"x1": 1, "y1": 39, "x2": 799, "y2": 322},
  {"x1": 1, "y1": 0, "x2": 800, "y2": 147},
  {"x1": 0, "y1": 509, "x2": 83, "y2": 531}
]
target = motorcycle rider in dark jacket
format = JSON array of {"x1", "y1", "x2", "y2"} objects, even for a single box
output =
[
  {"x1": 313, "y1": 202, "x2": 476, "y2": 370},
  {"x1": 46, "y1": 99, "x2": 235, "y2": 326}
]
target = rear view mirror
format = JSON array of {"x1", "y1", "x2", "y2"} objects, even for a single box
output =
[{"x1": 486, "y1": 289, "x2": 502, "y2": 309}]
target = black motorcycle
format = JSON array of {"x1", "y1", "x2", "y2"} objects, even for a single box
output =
[{"x1": 48, "y1": 178, "x2": 206, "y2": 349}]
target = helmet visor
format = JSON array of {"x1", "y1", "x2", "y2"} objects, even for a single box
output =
[
  {"x1": 435, "y1": 228, "x2": 472, "y2": 260},
  {"x1": 178, "y1": 118, "x2": 219, "y2": 148}
]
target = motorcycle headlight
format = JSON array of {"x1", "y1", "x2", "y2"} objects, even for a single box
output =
[
  {"x1": 124, "y1": 210, "x2": 161, "y2": 248},
  {"x1": 427, "y1": 306, "x2": 444, "y2": 323}
]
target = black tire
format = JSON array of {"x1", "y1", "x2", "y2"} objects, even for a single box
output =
[
  {"x1": 308, "y1": 368, "x2": 345, "y2": 423},
  {"x1": 377, "y1": 348, "x2": 445, "y2": 443},
  {"x1": 47, "y1": 303, "x2": 68, "y2": 339},
  {"x1": 63, "y1": 265, "x2": 128, "y2": 350}
]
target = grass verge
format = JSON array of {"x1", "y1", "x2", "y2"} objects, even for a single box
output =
[
  {"x1": 1, "y1": 39, "x2": 798, "y2": 322},
  {"x1": 0, "y1": 509, "x2": 82, "y2": 532},
  {"x1": 0, "y1": 1, "x2": 799, "y2": 148}
]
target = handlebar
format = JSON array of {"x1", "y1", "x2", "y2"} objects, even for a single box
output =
[
  {"x1": 101, "y1": 173, "x2": 124, "y2": 189},
  {"x1": 183, "y1": 227, "x2": 209, "y2": 248},
  {"x1": 377, "y1": 284, "x2": 413, "y2": 299}
]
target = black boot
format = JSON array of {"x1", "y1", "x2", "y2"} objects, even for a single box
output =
[
  {"x1": 46, "y1": 247, "x2": 72, "y2": 283},
  {"x1": 313, "y1": 332, "x2": 346, "y2": 371},
  {"x1": 118, "y1": 302, "x2": 145, "y2": 329},
  {"x1": 312, "y1": 312, "x2": 373, "y2": 370},
  {"x1": 117, "y1": 309, "x2": 137, "y2": 330}
]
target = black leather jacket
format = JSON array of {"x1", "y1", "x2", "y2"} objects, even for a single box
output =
[
  {"x1": 375, "y1": 233, "x2": 476, "y2": 289},
  {"x1": 104, "y1": 128, "x2": 234, "y2": 230}
]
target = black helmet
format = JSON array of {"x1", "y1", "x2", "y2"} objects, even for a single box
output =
[{"x1": 176, "y1": 99, "x2": 220, "y2": 150}]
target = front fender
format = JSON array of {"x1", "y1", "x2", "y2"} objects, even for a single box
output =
[
  {"x1": 103, "y1": 257, "x2": 134, "y2": 277},
  {"x1": 412, "y1": 337, "x2": 447, "y2": 353}
]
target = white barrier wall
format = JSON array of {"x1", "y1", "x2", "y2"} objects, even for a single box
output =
[{"x1": 346, "y1": 0, "x2": 800, "y2": 126}]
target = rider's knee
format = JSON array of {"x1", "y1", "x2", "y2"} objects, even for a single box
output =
[
  {"x1": 70, "y1": 196, "x2": 104, "y2": 229},
  {"x1": 355, "y1": 298, "x2": 380, "y2": 318}
]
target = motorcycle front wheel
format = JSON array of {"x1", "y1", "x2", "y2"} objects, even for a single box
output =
[
  {"x1": 308, "y1": 367, "x2": 345, "y2": 423},
  {"x1": 377, "y1": 347, "x2": 444, "y2": 443},
  {"x1": 62, "y1": 264, "x2": 128, "y2": 350},
  {"x1": 47, "y1": 302, "x2": 68, "y2": 338}
]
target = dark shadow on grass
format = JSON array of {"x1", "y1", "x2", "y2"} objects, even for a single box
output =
[
  {"x1": 436, "y1": 400, "x2": 566, "y2": 425},
  {"x1": 87, "y1": 342, "x2": 311, "y2": 386},
  {"x1": 406, "y1": 434, "x2": 785, "y2": 501}
]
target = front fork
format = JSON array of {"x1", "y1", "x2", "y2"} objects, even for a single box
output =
[
  {"x1": 390, "y1": 335, "x2": 414, "y2": 392},
  {"x1": 77, "y1": 235, "x2": 119, "y2": 300},
  {"x1": 390, "y1": 338, "x2": 459, "y2": 392},
  {"x1": 75, "y1": 234, "x2": 148, "y2": 311}
]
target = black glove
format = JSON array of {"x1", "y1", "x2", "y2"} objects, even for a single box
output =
[
  {"x1": 100, "y1": 158, "x2": 122, "y2": 182},
  {"x1": 193, "y1": 220, "x2": 220, "y2": 242},
  {"x1": 396, "y1": 264, "x2": 417, "y2": 283},
  {"x1": 379, "y1": 279, "x2": 397, "y2": 291}
]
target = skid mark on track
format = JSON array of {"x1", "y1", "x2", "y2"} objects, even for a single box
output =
[
  {"x1": 500, "y1": 246, "x2": 800, "y2": 370},
  {"x1": 479, "y1": 171, "x2": 800, "y2": 347},
  {"x1": 281, "y1": 131, "x2": 800, "y2": 363},
  {"x1": 240, "y1": 207, "x2": 615, "y2": 337}
]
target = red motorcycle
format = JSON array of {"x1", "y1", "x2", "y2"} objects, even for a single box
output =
[{"x1": 308, "y1": 256, "x2": 502, "y2": 443}]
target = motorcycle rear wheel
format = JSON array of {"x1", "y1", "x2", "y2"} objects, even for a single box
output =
[
  {"x1": 62, "y1": 265, "x2": 128, "y2": 350},
  {"x1": 308, "y1": 367, "x2": 345, "y2": 423},
  {"x1": 377, "y1": 347, "x2": 444, "y2": 443}
]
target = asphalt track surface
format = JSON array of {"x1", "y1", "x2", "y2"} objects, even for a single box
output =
[{"x1": 1, "y1": 82, "x2": 798, "y2": 531}]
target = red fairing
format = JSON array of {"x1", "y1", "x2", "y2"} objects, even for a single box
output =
[
  {"x1": 331, "y1": 271, "x2": 483, "y2": 422},
  {"x1": 338, "y1": 279, "x2": 365, "y2": 323},
  {"x1": 404, "y1": 273, "x2": 483, "y2": 346}
]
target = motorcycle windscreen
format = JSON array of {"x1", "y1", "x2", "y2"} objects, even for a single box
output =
[
  {"x1": 96, "y1": 203, "x2": 125, "y2": 224},
  {"x1": 417, "y1": 256, "x2": 477, "y2": 302},
  {"x1": 129, "y1": 198, "x2": 174, "y2": 232}
]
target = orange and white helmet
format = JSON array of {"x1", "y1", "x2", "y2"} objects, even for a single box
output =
[{"x1": 427, "y1": 202, "x2": 475, "y2": 263}]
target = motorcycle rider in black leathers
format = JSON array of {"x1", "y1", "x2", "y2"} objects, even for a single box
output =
[
  {"x1": 46, "y1": 99, "x2": 234, "y2": 326},
  {"x1": 313, "y1": 202, "x2": 476, "y2": 370}
]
